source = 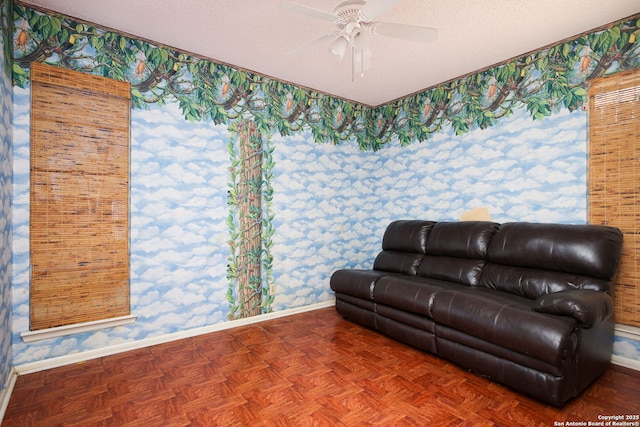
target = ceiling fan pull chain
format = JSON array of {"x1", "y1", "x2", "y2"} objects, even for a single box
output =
[{"x1": 352, "y1": 46, "x2": 355, "y2": 82}]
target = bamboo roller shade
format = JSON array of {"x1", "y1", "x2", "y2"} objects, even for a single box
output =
[
  {"x1": 30, "y1": 62, "x2": 131, "y2": 330},
  {"x1": 588, "y1": 68, "x2": 640, "y2": 328}
]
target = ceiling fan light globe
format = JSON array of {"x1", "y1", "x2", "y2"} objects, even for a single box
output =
[
  {"x1": 352, "y1": 27, "x2": 372, "y2": 50},
  {"x1": 329, "y1": 36, "x2": 349, "y2": 58}
]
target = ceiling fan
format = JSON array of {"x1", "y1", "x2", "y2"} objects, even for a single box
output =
[{"x1": 280, "y1": 0, "x2": 438, "y2": 77}]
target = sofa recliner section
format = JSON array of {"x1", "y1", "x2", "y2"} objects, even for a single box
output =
[{"x1": 330, "y1": 220, "x2": 623, "y2": 407}]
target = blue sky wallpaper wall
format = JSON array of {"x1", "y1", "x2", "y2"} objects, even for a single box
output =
[
  {"x1": 370, "y1": 107, "x2": 588, "y2": 225},
  {"x1": 0, "y1": 0, "x2": 13, "y2": 393},
  {"x1": 6, "y1": 4, "x2": 640, "y2": 369},
  {"x1": 130, "y1": 105, "x2": 232, "y2": 333},
  {"x1": 270, "y1": 132, "x2": 380, "y2": 310}
]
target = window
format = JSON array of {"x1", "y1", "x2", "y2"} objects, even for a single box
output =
[
  {"x1": 588, "y1": 69, "x2": 640, "y2": 327},
  {"x1": 29, "y1": 62, "x2": 131, "y2": 330}
]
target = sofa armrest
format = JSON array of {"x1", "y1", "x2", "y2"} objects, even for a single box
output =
[
  {"x1": 330, "y1": 269, "x2": 385, "y2": 301},
  {"x1": 532, "y1": 290, "x2": 613, "y2": 329}
]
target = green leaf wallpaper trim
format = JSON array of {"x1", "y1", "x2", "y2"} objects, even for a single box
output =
[{"x1": 13, "y1": 6, "x2": 640, "y2": 151}]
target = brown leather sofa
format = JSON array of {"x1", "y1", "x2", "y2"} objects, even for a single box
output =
[{"x1": 330, "y1": 220, "x2": 623, "y2": 407}]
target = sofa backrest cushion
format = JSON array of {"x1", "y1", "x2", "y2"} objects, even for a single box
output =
[
  {"x1": 374, "y1": 220, "x2": 435, "y2": 275},
  {"x1": 482, "y1": 222, "x2": 623, "y2": 297},
  {"x1": 417, "y1": 256, "x2": 486, "y2": 286},
  {"x1": 381, "y1": 220, "x2": 435, "y2": 254},
  {"x1": 425, "y1": 221, "x2": 499, "y2": 258},
  {"x1": 480, "y1": 264, "x2": 613, "y2": 298},
  {"x1": 374, "y1": 251, "x2": 425, "y2": 275},
  {"x1": 416, "y1": 221, "x2": 499, "y2": 286}
]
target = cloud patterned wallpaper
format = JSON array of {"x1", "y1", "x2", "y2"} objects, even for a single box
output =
[
  {"x1": 0, "y1": 0, "x2": 13, "y2": 393},
  {"x1": 6, "y1": 4, "x2": 640, "y2": 368},
  {"x1": 270, "y1": 133, "x2": 380, "y2": 310},
  {"x1": 373, "y1": 108, "x2": 589, "y2": 223}
]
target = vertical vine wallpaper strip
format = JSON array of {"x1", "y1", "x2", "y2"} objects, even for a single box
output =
[{"x1": 226, "y1": 120, "x2": 276, "y2": 319}]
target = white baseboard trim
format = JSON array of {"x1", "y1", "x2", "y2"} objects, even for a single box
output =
[
  {"x1": 14, "y1": 300, "x2": 335, "y2": 376},
  {"x1": 612, "y1": 323, "x2": 640, "y2": 372},
  {"x1": 20, "y1": 314, "x2": 138, "y2": 343},
  {"x1": 611, "y1": 354, "x2": 640, "y2": 371},
  {"x1": 615, "y1": 323, "x2": 640, "y2": 341},
  {"x1": 0, "y1": 367, "x2": 18, "y2": 425}
]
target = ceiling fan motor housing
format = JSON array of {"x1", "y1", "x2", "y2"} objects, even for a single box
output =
[{"x1": 334, "y1": 0, "x2": 371, "y2": 25}]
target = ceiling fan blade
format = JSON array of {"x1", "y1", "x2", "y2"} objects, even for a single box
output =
[
  {"x1": 361, "y1": 0, "x2": 402, "y2": 20},
  {"x1": 372, "y1": 22, "x2": 438, "y2": 43},
  {"x1": 279, "y1": 1, "x2": 337, "y2": 22},
  {"x1": 286, "y1": 33, "x2": 338, "y2": 56}
]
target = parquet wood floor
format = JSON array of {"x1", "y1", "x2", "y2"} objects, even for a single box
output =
[{"x1": 3, "y1": 307, "x2": 640, "y2": 426}]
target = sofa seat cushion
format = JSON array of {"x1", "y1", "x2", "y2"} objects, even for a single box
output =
[
  {"x1": 330, "y1": 269, "x2": 385, "y2": 301},
  {"x1": 374, "y1": 275, "x2": 467, "y2": 318},
  {"x1": 431, "y1": 287, "x2": 578, "y2": 368}
]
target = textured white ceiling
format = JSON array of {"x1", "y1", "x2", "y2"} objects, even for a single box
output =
[{"x1": 18, "y1": 0, "x2": 640, "y2": 106}]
